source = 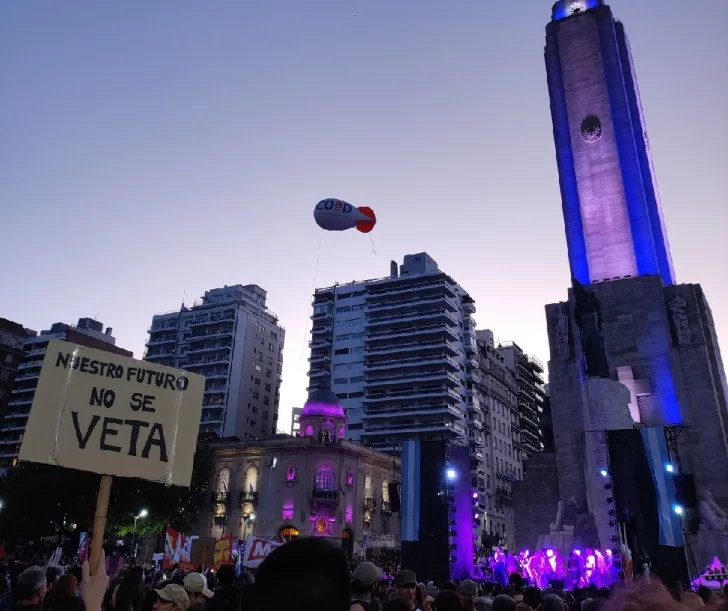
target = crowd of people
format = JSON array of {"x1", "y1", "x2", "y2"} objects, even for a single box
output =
[{"x1": 0, "y1": 538, "x2": 727, "y2": 611}]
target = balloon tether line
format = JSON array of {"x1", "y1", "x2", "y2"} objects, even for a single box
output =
[
  {"x1": 369, "y1": 234, "x2": 377, "y2": 255},
  {"x1": 298, "y1": 229, "x2": 325, "y2": 375}
]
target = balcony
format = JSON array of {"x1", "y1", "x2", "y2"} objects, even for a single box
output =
[
  {"x1": 18, "y1": 360, "x2": 43, "y2": 370},
  {"x1": 309, "y1": 338, "x2": 332, "y2": 349},
  {"x1": 240, "y1": 491, "x2": 259, "y2": 504},
  {"x1": 470, "y1": 419, "x2": 484, "y2": 431},
  {"x1": 146, "y1": 336, "x2": 177, "y2": 346},
  {"x1": 311, "y1": 325, "x2": 332, "y2": 336},
  {"x1": 365, "y1": 369, "x2": 461, "y2": 389},
  {"x1": 366, "y1": 324, "x2": 460, "y2": 346},
  {"x1": 187, "y1": 343, "x2": 232, "y2": 355},
  {"x1": 365, "y1": 293, "x2": 459, "y2": 314},
  {"x1": 367, "y1": 307, "x2": 458, "y2": 329},
  {"x1": 312, "y1": 489, "x2": 338, "y2": 502},
  {"x1": 186, "y1": 356, "x2": 231, "y2": 368},
  {"x1": 311, "y1": 311, "x2": 333, "y2": 322},
  {"x1": 366, "y1": 354, "x2": 460, "y2": 374},
  {"x1": 361, "y1": 421, "x2": 465, "y2": 440},
  {"x1": 366, "y1": 277, "x2": 458, "y2": 301},
  {"x1": 364, "y1": 497, "x2": 377, "y2": 510},
  {"x1": 213, "y1": 492, "x2": 231, "y2": 505},
  {"x1": 188, "y1": 327, "x2": 234, "y2": 341},
  {"x1": 363, "y1": 404, "x2": 466, "y2": 422},
  {"x1": 363, "y1": 385, "x2": 464, "y2": 406},
  {"x1": 364, "y1": 339, "x2": 460, "y2": 358},
  {"x1": 308, "y1": 368, "x2": 330, "y2": 380},
  {"x1": 7, "y1": 398, "x2": 32, "y2": 407},
  {"x1": 309, "y1": 353, "x2": 331, "y2": 365}
]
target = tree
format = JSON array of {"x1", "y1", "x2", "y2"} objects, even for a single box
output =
[{"x1": 0, "y1": 440, "x2": 215, "y2": 543}]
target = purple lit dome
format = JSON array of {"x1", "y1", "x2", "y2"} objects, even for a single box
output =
[{"x1": 301, "y1": 387, "x2": 347, "y2": 421}]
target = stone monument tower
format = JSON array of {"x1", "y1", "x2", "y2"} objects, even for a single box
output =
[{"x1": 514, "y1": 0, "x2": 728, "y2": 563}]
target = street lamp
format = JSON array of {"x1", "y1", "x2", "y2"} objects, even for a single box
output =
[{"x1": 131, "y1": 509, "x2": 149, "y2": 562}]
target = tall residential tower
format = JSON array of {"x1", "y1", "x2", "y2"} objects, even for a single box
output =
[{"x1": 144, "y1": 285, "x2": 285, "y2": 440}]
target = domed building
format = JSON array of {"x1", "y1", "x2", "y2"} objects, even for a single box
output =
[
  {"x1": 202, "y1": 388, "x2": 401, "y2": 555},
  {"x1": 297, "y1": 387, "x2": 347, "y2": 443}
]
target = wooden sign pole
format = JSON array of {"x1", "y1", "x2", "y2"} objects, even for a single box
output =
[{"x1": 89, "y1": 475, "x2": 113, "y2": 576}]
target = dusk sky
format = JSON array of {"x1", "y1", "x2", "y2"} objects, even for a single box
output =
[{"x1": 2, "y1": 1, "x2": 726, "y2": 433}]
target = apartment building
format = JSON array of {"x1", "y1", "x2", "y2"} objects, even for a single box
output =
[
  {"x1": 144, "y1": 284, "x2": 284, "y2": 440},
  {"x1": 473, "y1": 330, "x2": 522, "y2": 549},
  {"x1": 0, "y1": 318, "x2": 33, "y2": 422},
  {"x1": 0, "y1": 318, "x2": 131, "y2": 467},
  {"x1": 498, "y1": 341, "x2": 546, "y2": 456},
  {"x1": 308, "y1": 253, "x2": 473, "y2": 453}
]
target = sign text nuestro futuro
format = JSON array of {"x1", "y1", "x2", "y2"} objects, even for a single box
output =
[{"x1": 19, "y1": 339, "x2": 204, "y2": 486}]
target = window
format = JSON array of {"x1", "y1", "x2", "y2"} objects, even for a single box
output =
[
  {"x1": 263, "y1": 397, "x2": 270, "y2": 405},
  {"x1": 315, "y1": 468, "x2": 335, "y2": 491},
  {"x1": 4, "y1": 354, "x2": 12, "y2": 364},
  {"x1": 265, "y1": 383, "x2": 271, "y2": 392},
  {"x1": 335, "y1": 348, "x2": 349, "y2": 355},
  {"x1": 216, "y1": 468, "x2": 231, "y2": 496},
  {"x1": 268, "y1": 343, "x2": 275, "y2": 351},
  {"x1": 255, "y1": 365, "x2": 262, "y2": 372},
  {"x1": 252, "y1": 406, "x2": 258, "y2": 413},
  {"x1": 333, "y1": 364, "x2": 348, "y2": 371},
  {"x1": 250, "y1": 420, "x2": 256, "y2": 427},
  {"x1": 266, "y1": 369, "x2": 272, "y2": 378},
  {"x1": 262, "y1": 411, "x2": 269, "y2": 420},
  {"x1": 334, "y1": 378, "x2": 348, "y2": 384},
  {"x1": 486, "y1": 474, "x2": 491, "y2": 488},
  {"x1": 254, "y1": 378, "x2": 261, "y2": 385},
  {"x1": 348, "y1": 423, "x2": 363, "y2": 430},
  {"x1": 253, "y1": 391, "x2": 259, "y2": 399},
  {"x1": 0, "y1": 370, "x2": 8, "y2": 381},
  {"x1": 348, "y1": 391, "x2": 364, "y2": 398},
  {"x1": 350, "y1": 376, "x2": 364, "y2": 383}
]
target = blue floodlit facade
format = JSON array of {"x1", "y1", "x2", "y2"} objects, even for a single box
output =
[{"x1": 545, "y1": 0, "x2": 675, "y2": 287}]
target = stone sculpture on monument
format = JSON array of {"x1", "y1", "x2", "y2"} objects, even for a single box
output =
[{"x1": 573, "y1": 280, "x2": 610, "y2": 379}]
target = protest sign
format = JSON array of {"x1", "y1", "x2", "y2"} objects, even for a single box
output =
[
  {"x1": 214, "y1": 535, "x2": 233, "y2": 570},
  {"x1": 242, "y1": 536, "x2": 282, "y2": 568},
  {"x1": 19, "y1": 339, "x2": 204, "y2": 486},
  {"x1": 367, "y1": 534, "x2": 399, "y2": 549}
]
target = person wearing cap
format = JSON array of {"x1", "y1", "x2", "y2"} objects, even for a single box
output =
[
  {"x1": 394, "y1": 571, "x2": 418, "y2": 611},
  {"x1": 153, "y1": 584, "x2": 190, "y2": 611},
  {"x1": 351, "y1": 561, "x2": 382, "y2": 611},
  {"x1": 183, "y1": 574, "x2": 213, "y2": 611}
]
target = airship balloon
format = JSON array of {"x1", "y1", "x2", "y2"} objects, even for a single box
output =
[{"x1": 314, "y1": 199, "x2": 377, "y2": 233}]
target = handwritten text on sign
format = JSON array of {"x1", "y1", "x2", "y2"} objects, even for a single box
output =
[{"x1": 19, "y1": 339, "x2": 204, "y2": 486}]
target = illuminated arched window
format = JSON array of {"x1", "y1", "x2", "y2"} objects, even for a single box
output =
[
  {"x1": 315, "y1": 467, "x2": 335, "y2": 491},
  {"x1": 382, "y1": 479, "x2": 389, "y2": 503},
  {"x1": 306, "y1": 425, "x2": 314, "y2": 437},
  {"x1": 245, "y1": 467, "x2": 258, "y2": 493},
  {"x1": 216, "y1": 468, "x2": 231, "y2": 496},
  {"x1": 364, "y1": 473, "x2": 373, "y2": 495}
]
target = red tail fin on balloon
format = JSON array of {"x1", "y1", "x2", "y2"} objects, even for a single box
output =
[{"x1": 356, "y1": 206, "x2": 377, "y2": 233}]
